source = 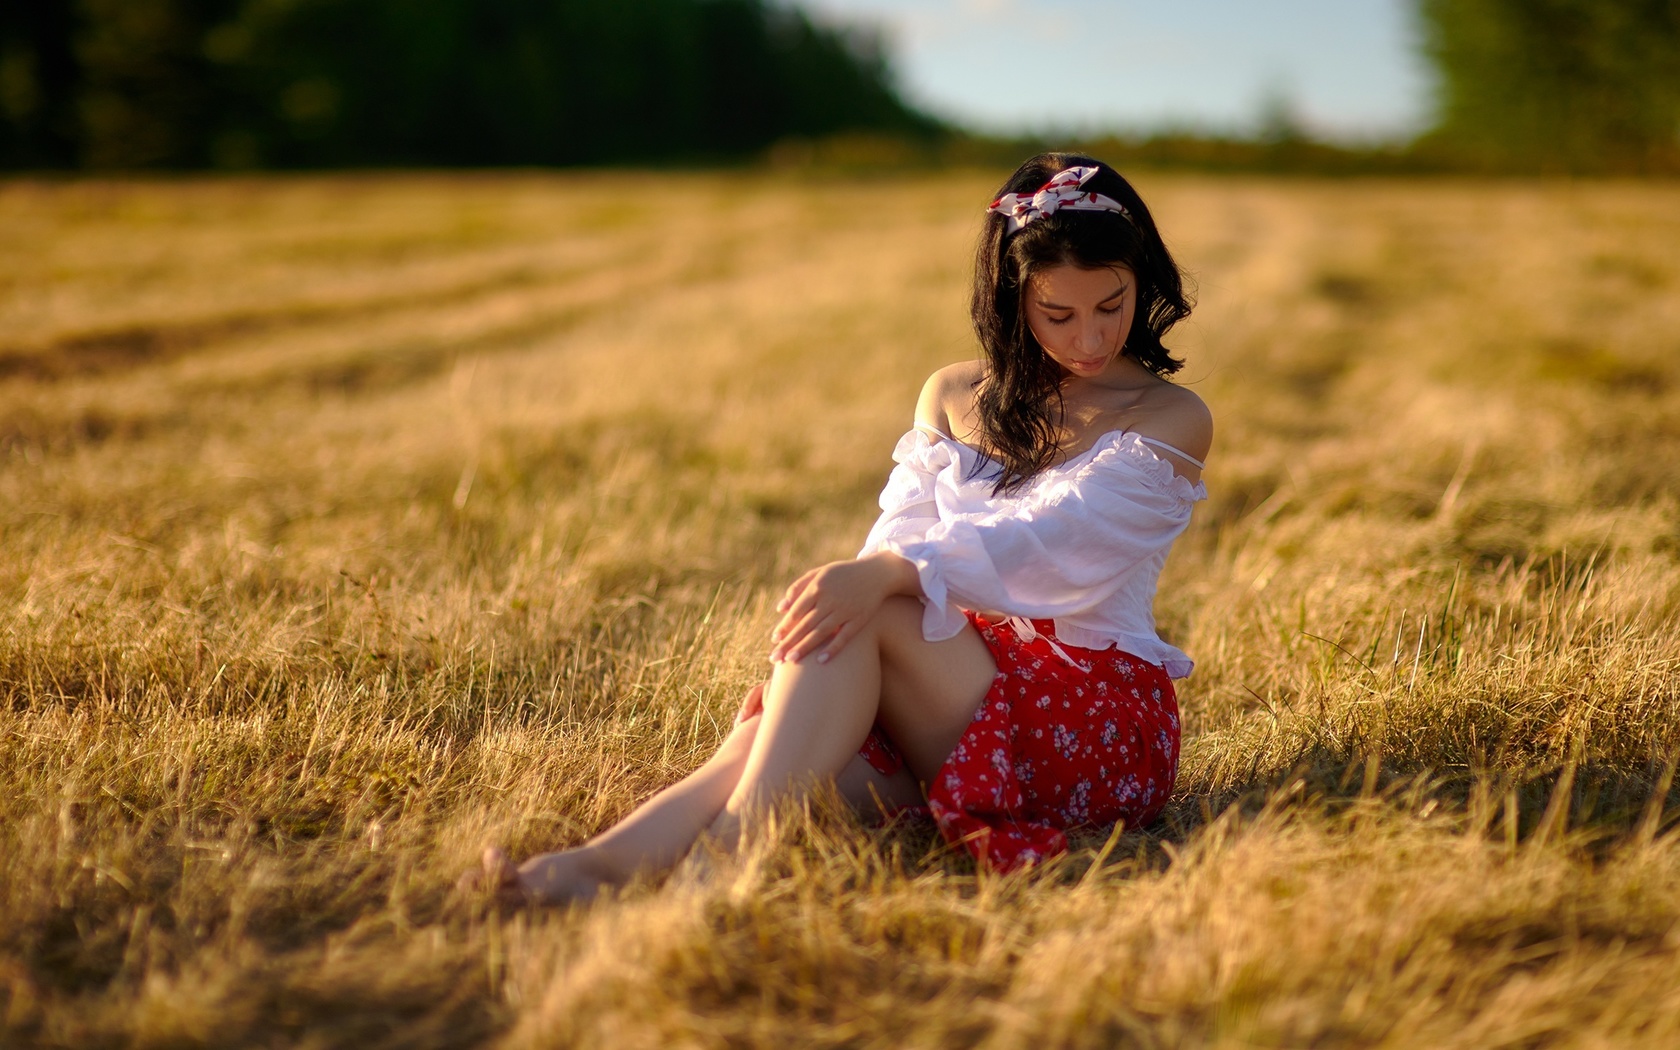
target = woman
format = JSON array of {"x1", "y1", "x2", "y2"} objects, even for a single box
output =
[{"x1": 472, "y1": 153, "x2": 1210, "y2": 902}]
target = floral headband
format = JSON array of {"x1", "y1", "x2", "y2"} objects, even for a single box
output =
[{"x1": 986, "y1": 165, "x2": 1131, "y2": 234}]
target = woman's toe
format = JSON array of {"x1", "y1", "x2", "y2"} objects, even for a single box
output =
[
  {"x1": 457, "y1": 845, "x2": 522, "y2": 899},
  {"x1": 483, "y1": 846, "x2": 517, "y2": 884},
  {"x1": 482, "y1": 847, "x2": 530, "y2": 904}
]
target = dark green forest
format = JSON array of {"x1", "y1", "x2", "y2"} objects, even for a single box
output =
[
  {"x1": 2, "y1": 0, "x2": 1678, "y2": 172},
  {"x1": 0, "y1": 0, "x2": 934, "y2": 169},
  {"x1": 1419, "y1": 0, "x2": 1680, "y2": 173}
]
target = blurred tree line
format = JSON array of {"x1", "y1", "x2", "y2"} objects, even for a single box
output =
[
  {"x1": 1416, "y1": 0, "x2": 1680, "y2": 173},
  {"x1": 3, "y1": 0, "x2": 1678, "y2": 173},
  {"x1": 0, "y1": 0, "x2": 936, "y2": 169}
]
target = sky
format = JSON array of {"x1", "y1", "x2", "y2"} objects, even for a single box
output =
[{"x1": 794, "y1": 0, "x2": 1434, "y2": 142}]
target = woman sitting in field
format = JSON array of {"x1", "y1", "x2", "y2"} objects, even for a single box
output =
[{"x1": 471, "y1": 153, "x2": 1211, "y2": 901}]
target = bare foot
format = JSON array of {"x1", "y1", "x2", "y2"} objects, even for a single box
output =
[
  {"x1": 515, "y1": 846, "x2": 617, "y2": 905},
  {"x1": 459, "y1": 844, "x2": 615, "y2": 906}
]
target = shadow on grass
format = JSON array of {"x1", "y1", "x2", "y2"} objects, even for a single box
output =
[{"x1": 1059, "y1": 742, "x2": 1680, "y2": 884}]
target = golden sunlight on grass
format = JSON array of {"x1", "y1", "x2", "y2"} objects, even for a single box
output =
[{"x1": 1, "y1": 170, "x2": 1678, "y2": 1047}]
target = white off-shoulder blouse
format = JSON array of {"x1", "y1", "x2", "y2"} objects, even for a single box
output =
[{"x1": 857, "y1": 425, "x2": 1207, "y2": 678}]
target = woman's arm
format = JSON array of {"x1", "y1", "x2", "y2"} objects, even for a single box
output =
[
  {"x1": 771, "y1": 367, "x2": 973, "y2": 666},
  {"x1": 856, "y1": 366, "x2": 975, "y2": 556},
  {"x1": 767, "y1": 550, "x2": 922, "y2": 665}
]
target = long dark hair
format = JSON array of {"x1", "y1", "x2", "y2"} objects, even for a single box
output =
[{"x1": 970, "y1": 152, "x2": 1192, "y2": 492}]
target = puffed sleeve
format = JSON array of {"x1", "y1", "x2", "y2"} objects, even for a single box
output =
[
  {"x1": 883, "y1": 435, "x2": 1203, "y2": 640},
  {"x1": 857, "y1": 429, "x2": 957, "y2": 556}
]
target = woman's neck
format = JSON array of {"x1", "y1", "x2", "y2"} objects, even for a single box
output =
[{"x1": 1058, "y1": 353, "x2": 1156, "y2": 394}]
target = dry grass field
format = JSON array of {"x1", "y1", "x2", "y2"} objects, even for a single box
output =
[{"x1": 2, "y1": 167, "x2": 1679, "y2": 1048}]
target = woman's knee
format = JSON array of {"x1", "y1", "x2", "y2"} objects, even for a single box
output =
[{"x1": 811, "y1": 594, "x2": 921, "y2": 654}]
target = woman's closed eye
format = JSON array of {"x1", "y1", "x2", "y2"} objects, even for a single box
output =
[{"x1": 1045, "y1": 305, "x2": 1121, "y2": 325}]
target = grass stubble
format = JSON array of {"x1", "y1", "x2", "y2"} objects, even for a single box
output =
[{"x1": 1, "y1": 169, "x2": 1678, "y2": 1048}]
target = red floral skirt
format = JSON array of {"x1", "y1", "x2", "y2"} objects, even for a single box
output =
[{"x1": 859, "y1": 612, "x2": 1180, "y2": 872}]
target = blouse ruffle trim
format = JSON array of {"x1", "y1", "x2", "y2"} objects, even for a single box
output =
[
  {"x1": 893, "y1": 428, "x2": 1207, "y2": 505},
  {"x1": 883, "y1": 426, "x2": 1202, "y2": 679}
]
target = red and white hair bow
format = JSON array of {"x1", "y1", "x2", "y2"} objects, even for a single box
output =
[{"x1": 986, "y1": 165, "x2": 1130, "y2": 233}]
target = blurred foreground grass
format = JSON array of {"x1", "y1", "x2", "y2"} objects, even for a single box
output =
[{"x1": 2, "y1": 170, "x2": 1680, "y2": 1048}]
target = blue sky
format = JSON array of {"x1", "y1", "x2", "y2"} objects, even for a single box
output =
[{"x1": 795, "y1": 0, "x2": 1433, "y2": 141}]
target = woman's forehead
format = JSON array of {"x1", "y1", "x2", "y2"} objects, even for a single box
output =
[{"x1": 1027, "y1": 263, "x2": 1135, "y2": 295}]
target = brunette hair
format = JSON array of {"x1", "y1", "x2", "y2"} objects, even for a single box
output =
[{"x1": 970, "y1": 152, "x2": 1192, "y2": 492}]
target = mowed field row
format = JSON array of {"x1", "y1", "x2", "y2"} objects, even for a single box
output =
[{"x1": 2, "y1": 170, "x2": 1680, "y2": 1048}]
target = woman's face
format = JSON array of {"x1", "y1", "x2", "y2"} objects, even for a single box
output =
[{"x1": 1022, "y1": 263, "x2": 1137, "y2": 379}]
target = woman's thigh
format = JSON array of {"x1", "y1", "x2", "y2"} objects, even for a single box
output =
[{"x1": 871, "y1": 597, "x2": 998, "y2": 786}]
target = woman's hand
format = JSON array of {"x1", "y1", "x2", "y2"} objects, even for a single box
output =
[
  {"x1": 769, "y1": 552, "x2": 919, "y2": 665},
  {"x1": 734, "y1": 681, "x2": 765, "y2": 724}
]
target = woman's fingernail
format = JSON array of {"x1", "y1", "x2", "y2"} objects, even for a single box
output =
[{"x1": 816, "y1": 653, "x2": 830, "y2": 664}]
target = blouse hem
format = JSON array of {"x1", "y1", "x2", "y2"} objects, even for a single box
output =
[{"x1": 883, "y1": 540, "x2": 1195, "y2": 678}]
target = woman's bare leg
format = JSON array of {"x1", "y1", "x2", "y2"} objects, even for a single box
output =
[
  {"x1": 479, "y1": 711, "x2": 925, "y2": 904},
  {"x1": 476, "y1": 598, "x2": 991, "y2": 901},
  {"x1": 711, "y1": 595, "x2": 996, "y2": 846},
  {"x1": 483, "y1": 712, "x2": 763, "y2": 903}
]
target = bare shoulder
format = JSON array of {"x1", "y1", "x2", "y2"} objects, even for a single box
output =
[
  {"x1": 1132, "y1": 380, "x2": 1213, "y2": 474},
  {"x1": 914, "y1": 361, "x2": 985, "y2": 434},
  {"x1": 1152, "y1": 382, "x2": 1213, "y2": 455}
]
